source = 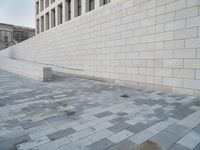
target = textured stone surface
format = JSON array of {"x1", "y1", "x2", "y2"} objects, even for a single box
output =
[
  {"x1": 0, "y1": 69, "x2": 200, "y2": 150},
  {"x1": 0, "y1": 0, "x2": 200, "y2": 96}
]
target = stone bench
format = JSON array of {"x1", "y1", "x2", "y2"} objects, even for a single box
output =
[{"x1": 0, "y1": 57, "x2": 52, "y2": 81}]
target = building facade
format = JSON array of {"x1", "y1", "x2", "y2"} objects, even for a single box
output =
[
  {"x1": 0, "y1": 23, "x2": 14, "y2": 50},
  {"x1": 0, "y1": 23, "x2": 35, "y2": 50},
  {"x1": 0, "y1": 0, "x2": 200, "y2": 96},
  {"x1": 35, "y1": 0, "x2": 113, "y2": 34}
]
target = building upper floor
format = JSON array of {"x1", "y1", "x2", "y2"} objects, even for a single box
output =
[{"x1": 35, "y1": 0, "x2": 118, "y2": 34}]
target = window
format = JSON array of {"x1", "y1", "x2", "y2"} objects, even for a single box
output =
[
  {"x1": 36, "y1": 1, "x2": 39, "y2": 14},
  {"x1": 51, "y1": 0, "x2": 55, "y2": 4},
  {"x1": 41, "y1": 16, "x2": 44, "y2": 32},
  {"x1": 89, "y1": 0, "x2": 94, "y2": 11},
  {"x1": 58, "y1": 3, "x2": 63, "y2": 25},
  {"x1": 45, "y1": 12, "x2": 50, "y2": 30},
  {"x1": 45, "y1": 0, "x2": 49, "y2": 8},
  {"x1": 100, "y1": 0, "x2": 110, "y2": 6},
  {"x1": 51, "y1": 8, "x2": 56, "y2": 27},
  {"x1": 75, "y1": 0, "x2": 81, "y2": 17},
  {"x1": 65, "y1": 0, "x2": 71, "y2": 21},
  {"x1": 78, "y1": 0, "x2": 81, "y2": 16},
  {"x1": 86, "y1": 0, "x2": 95, "y2": 12},
  {"x1": 40, "y1": 0, "x2": 44, "y2": 11},
  {"x1": 37, "y1": 19, "x2": 40, "y2": 34}
]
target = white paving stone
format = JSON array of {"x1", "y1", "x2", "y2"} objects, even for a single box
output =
[{"x1": 107, "y1": 130, "x2": 134, "y2": 143}]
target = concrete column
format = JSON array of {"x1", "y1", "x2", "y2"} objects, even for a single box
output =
[
  {"x1": 95, "y1": 0, "x2": 100, "y2": 9},
  {"x1": 49, "y1": 9, "x2": 52, "y2": 29},
  {"x1": 71, "y1": 0, "x2": 75, "y2": 19},
  {"x1": 39, "y1": 18, "x2": 41, "y2": 33},
  {"x1": 63, "y1": 1, "x2": 66, "y2": 22},
  {"x1": 44, "y1": 14, "x2": 46, "y2": 31},
  {"x1": 38, "y1": 0, "x2": 40, "y2": 14},
  {"x1": 55, "y1": 5, "x2": 58, "y2": 26},
  {"x1": 82, "y1": 0, "x2": 86, "y2": 15}
]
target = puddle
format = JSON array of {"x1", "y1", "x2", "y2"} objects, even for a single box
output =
[
  {"x1": 65, "y1": 110, "x2": 76, "y2": 116},
  {"x1": 116, "y1": 112, "x2": 128, "y2": 116},
  {"x1": 136, "y1": 140, "x2": 162, "y2": 150},
  {"x1": 120, "y1": 94, "x2": 130, "y2": 98}
]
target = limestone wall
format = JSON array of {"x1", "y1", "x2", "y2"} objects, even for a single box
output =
[{"x1": 0, "y1": 0, "x2": 200, "y2": 95}]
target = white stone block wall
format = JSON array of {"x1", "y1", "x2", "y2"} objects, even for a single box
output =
[{"x1": 0, "y1": 0, "x2": 200, "y2": 96}]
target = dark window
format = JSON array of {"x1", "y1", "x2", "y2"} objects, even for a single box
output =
[
  {"x1": 36, "y1": 1, "x2": 39, "y2": 14},
  {"x1": 66, "y1": 0, "x2": 71, "y2": 21},
  {"x1": 89, "y1": 0, "x2": 94, "y2": 11},
  {"x1": 58, "y1": 3, "x2": 63, "y2": 25},
  {"x1": 40, "y1": 0, "x2": 44, "y2": 11},
  {"x1": 37, "y1": 19, "x2": 40, "y2": 34},
  {"x1": 51, "y1": 8, "x2": 56, "y2": 27},
  {"x1": 78, "y1": 0, "x2": 81, "y2": 16},
  {"x1": 41, "y1": 16, "x2": 44, "y2": 32},
  {"x1": 45, "y1": 0, "x2": 49, "y2": 8},
  {"x1": 103, "y1": 0, "x2": 110, "y2": 5},
  {"x1": 46, "y1": 13, "x2": 50, "y2": 30}
]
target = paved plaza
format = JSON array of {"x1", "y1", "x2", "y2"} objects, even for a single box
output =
[{"x1": 0, "y1": 69, "x2": 200, "y2": 150}]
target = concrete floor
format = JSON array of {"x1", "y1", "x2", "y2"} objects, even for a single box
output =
[{"x1": 0, "y1": 69, "x2": 200, "y2": 150}]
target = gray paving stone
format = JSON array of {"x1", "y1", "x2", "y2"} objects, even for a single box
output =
[
  {"x1": 108, "y1": 122, "x2": 131, "y2": 133},
  {"x1": 0, "y1": 134, "x2": 30, "y2": 150},
  {"x1": 106, "y1": 139, "x2": 136, "y2": 150},
  {"x1": 193, "y1": 125, "x2": 200, "y2": 135},
  {"x1": 21, "y1": 120, "x2": 45, "y2": 130},
  {"x1": 107, "y1": 130, "x2": 133, "y2": 143},
  {"x1": 135, "y1": 140, "x2": 162, "y2": 150},
  {"x1": 150, "y1": 131, "x2": 180, "y2": 149},
  {"x1": 109, "y1": 117, "x2": 128, "y2": 124},
  {"x1": 194, "y1": 143, "x2": 200, "y2": 150},
  {"x1": 0, "y1": 70, "x2": 200, "y2": 150},
  {"x1": 165, "y1": 124, "x2": 190, "y2": 138},
  {"x1": 129, "y1": 130, "x2": 154, "y2": 144},
  {"x1": 168, "y1": 143, "x2": 192, "y2": 150},
  {"x1": 37, "y1": 137, "x2": 71, "y2": 150},
  {"x1": 88, "y1": 138, "x2": 114, "y2": 150},
  {"x1": 177, "y1": 131, "x2": 200, "y2": 149},
  {"x1": 95, "y1": 111, "x2": 114, "y2": 118},
  {"x1": 47, "y1": 128, "x2": 76, "y2": 141},
  {"x1": 126, "y1": 123, "x2": 149, "y2": 134}
]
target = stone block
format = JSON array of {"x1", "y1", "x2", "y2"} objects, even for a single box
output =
[
  {"x1": 184, "y1": 59, "x2": 200, "y2": 68},
  {"x1": 186, "y1": 16, "x2": 200, "y2": 28},
  {"x1": 177, "y1": 131, "x2": 200, "y2": 149},
  {"x1": 183, "y1": 79, "x2": 200, "y2": 90},
  {"x1": 175, "y1": 28, "x2": 198, "y2": 39},
  {"x1": 156, "y1": 32, "x2": 174, "y2": 41},
  {"x1": 163, "y1": 77, "x2": 183, "y2": 87},
  {"x1": 174, "y1": 49, "x2": 196, "y2": 58},
  {"x1": 157, "y1": 13, "x2": 175, "y2": 24},
  {"x1": 165, "y1": 20, "x2": 185, "y2": 31},
  {"x1": 155, "y1": 68, "x2": 172, "y2": 77},
  {"x1": 187, "y1": 0, "x2": 200, "y2": 7},
  {"x1": 166, "y1": 0, "x2": 186, "y2": 13},
  {"x1": 173, "y1": 69, "x2": 195, "y2": 79},
  {"x1": 176, "y1": 6, "x2": 199, "y2": 19},
  {"x1": 164, "y1": 40, "x2": 185, "y2": 49},
  {"x1": 107, "y1": 130, "x2": 133, "y2": 143}
]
